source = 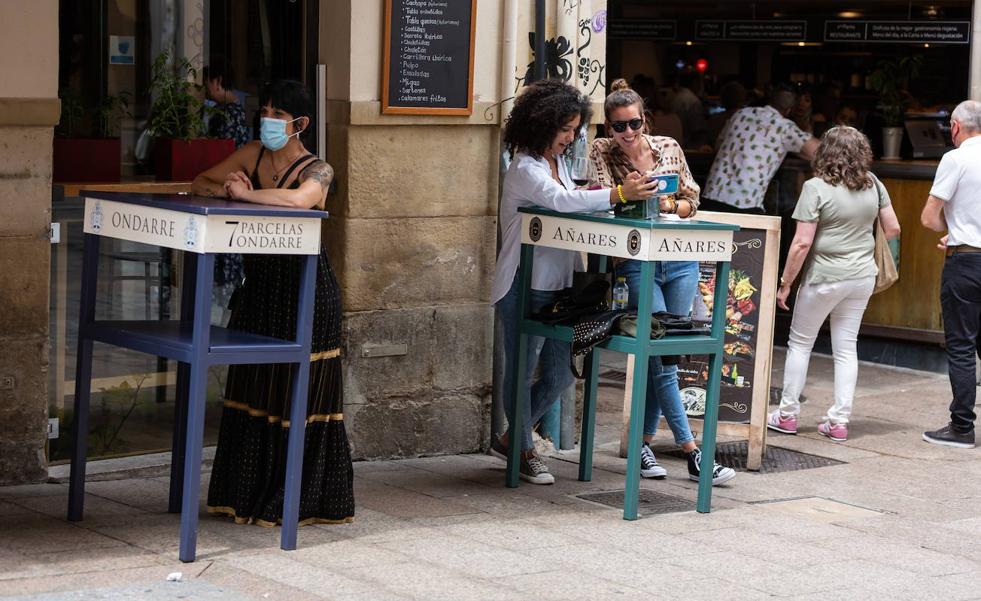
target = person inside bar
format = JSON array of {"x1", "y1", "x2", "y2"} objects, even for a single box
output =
[
  {"x1": 707, "y1": 80, "x2": 747, "y2": 148},
  {"x1": 191, "y1": 79, "x2": 355, "y2": 526},
  {"x1": 701, "y1": 83, "x2": 820, "y2": 214},
  {"x1": 670, "y1": 68, "x2": 709, "y2": 150},
  {"x1": 590, "y1": 78, "x2": 736, "y2": 485},
  {"x1": 489, "y1": 79, "x2": 658, "y2": 484}
]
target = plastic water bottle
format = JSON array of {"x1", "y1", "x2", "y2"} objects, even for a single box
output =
[{"x1": 612, "y1": 276, "x2": 629, "y2": 310}]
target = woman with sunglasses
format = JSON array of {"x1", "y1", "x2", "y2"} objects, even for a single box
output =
[
  {"x1": 489, "y1": 79, "x2": 658, "y2": 484},
  {"x1": 590, "y1": 78, "x2": 735, "y2": 486}
]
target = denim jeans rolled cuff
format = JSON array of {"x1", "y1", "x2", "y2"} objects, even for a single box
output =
[
  {"x1": 616, "y1": 259, "x2": 699, "y2": 445},
  {"x1": 941, "y1": 254, "x2": 981, "y2": 432},
  {"x1": 495, "y1": 272, "x2": 575, "y2": 451}
]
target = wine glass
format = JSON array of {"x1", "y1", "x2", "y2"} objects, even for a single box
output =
[{"x1": 569, "y1": 156, "x2": 592, "y2": 188}]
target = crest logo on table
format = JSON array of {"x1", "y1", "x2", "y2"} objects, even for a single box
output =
[
  {"x1": 627, "y1": 229, "x2": 641, "y2": 256},
  {"x1": 529, "y1": 216, "x2": 543, "y2": 242}
]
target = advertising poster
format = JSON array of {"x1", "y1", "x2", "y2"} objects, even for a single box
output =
[{"x1": 678, "y1": 228, "x2": 766, "y2": 423}]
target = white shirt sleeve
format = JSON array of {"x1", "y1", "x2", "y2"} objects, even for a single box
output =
[
  {"x1": 513, "y1": 157, "x2": 612, "y2": 213},
  {"x1": 929, "y1": 152, "x2": 959, "y2": 201}
]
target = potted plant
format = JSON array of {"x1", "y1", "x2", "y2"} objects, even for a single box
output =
[
  {"x1": 147, "y1": 50, "x2": 234, "y2": 181},
  {"x1": 52, "y1": 90, "x2": 130, "y2": 182},
  {"x1": 868, "y1": 56, "x2": 922, "y2": 159}
]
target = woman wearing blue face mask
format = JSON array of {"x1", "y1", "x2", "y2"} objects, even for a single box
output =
[{"x1": 192, "y1": 80, "x2": 354, "y2": 527}]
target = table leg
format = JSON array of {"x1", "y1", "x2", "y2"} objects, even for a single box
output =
[
  {"x1": 68, "y1": 234, "x2": 100, "y2": 522},
  {"x1": 178, "y1": 254, "x2": 214, "y2": 563},
  {"x1": 577, "y1": 350, "x2": 602, "y2": 481},
  {"x1": 623, "y1": 261, "x2": 654, "y2": 521},
  {"x1": 169, "y1": 253, "x2": 197, "y2": 513},
  {"x1": 169, "y1": 362, "x2": 189, "y2": 514},
  {"x1": 506, "y1": 244, "x2": 534, "y2": 488},
  {"x1": 696, "y1": 260, "x2": 731, "y2": 514},
  {"x1": 281, "y1": 255, "x2": 317, "y2": 551}
]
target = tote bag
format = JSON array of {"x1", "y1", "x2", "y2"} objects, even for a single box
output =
[{"x1": 871, "y1": 176, "x2": 899, "y2": 294}]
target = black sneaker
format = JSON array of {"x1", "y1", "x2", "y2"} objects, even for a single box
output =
[
  {"x1": 922, "y1": 423, "x2": 976, "y2": 449},
  {"x1": 687, "y1": 448, "x2": 736, "y2": 485},
  {"x1": 520, "y1": 453, "x2": 555, "y2": 485},
  {"x1": 640, "y1": 443, "x2": 667, "y2": 479}
]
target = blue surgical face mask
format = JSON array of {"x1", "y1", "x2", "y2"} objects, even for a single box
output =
[{"x1": 260, "y1": 117, "x2": 302, "y2": 151}]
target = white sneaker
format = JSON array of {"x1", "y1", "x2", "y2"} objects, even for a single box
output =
[
  {"x1": 639, "y1": 444, "x2": 667, "y2": 479},
  {"x1": 520, "y1": 454, "x2": 555, "y2": 485}
]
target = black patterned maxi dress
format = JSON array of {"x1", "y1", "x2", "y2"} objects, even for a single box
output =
[{"x1": 207, "y1": 150, "x2": 355, "y2": 526}]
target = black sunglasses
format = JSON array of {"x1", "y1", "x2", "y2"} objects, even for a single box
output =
[{"x1": 610, "y1": 118, "x2": 644, "y2": 133}]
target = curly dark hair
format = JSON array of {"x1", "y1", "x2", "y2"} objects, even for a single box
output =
[
  {"x1": 503, "y1": 79, "x2": 592, "y2": 157},
  {"x1": 812, "y1": 126, "x2": 874, "y2": 191}
]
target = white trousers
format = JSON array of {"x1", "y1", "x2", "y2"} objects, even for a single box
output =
[{"x1": 779, "y1": 276, "x2": 875, "y2": 424}]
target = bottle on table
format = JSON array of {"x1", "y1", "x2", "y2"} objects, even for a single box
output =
[{"x1": 612, "y1": 276, "x2": 629, "y2": 310}]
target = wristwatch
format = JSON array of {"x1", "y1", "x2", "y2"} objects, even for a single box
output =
[{"x1": 779, "y1": 276, "x2": 788, "y2": 287}]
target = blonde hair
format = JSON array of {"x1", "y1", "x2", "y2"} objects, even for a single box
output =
[
  {"x1": 604, "y1": 78, "x2": 644, "y2": 119},
  {"x1": 812, "y1": 126, "x2": 874, "y2": 191}
]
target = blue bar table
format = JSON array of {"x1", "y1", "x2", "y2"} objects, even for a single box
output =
[
  {"x1": 67, "y1": 191, "x2": 327, "y2": 562},
  {"x1": 505, "y1": 207, "x2": 738, "y2": 519}
]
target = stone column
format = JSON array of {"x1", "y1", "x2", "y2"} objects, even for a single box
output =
[{"x1": 0, "y1": 1, "x2": 59, "y2": 484}]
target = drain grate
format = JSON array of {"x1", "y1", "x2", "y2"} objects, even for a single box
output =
[
  {"x1": 663, "y1": 440, "x2": 844, "y2": 474},
  {"x1": 577, "y1": 488, "x2": 695, "y2": 516}
]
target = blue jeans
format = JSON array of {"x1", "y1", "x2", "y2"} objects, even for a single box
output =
[
  {"x1": 616, "y1": 260, "x2": 700, "y2": 443},
  {"x1": 495, "y1": 274, "x2": 575, "y2": 451}
]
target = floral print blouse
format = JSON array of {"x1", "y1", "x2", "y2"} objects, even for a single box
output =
[
  {"x1": 589, "y1": 134, "x2": 700, "y2": 214},
  {"x1": 702, "y1": 105, "x2": 810, "y2": 210}
]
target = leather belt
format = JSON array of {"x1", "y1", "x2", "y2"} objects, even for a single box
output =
[{"x1": 946, "y1": 244, "x2": 981, "y2": 257}]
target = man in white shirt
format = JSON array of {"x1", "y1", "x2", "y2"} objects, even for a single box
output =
[
  {"x1": 701, "y1": 84, "x2": 820, "y2": 214},
  {"x1": 921, "y1": 100, "x2": 981, "y2": 449}
]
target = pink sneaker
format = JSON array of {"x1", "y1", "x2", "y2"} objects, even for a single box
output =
[
  {"x1": 818, "y1": 421, "x2": 848, "y2": 442},
  {"x1": 767, "y1": 411, "x2": 798, "y2": 435}
]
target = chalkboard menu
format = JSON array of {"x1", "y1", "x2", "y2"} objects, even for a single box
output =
[
  {"x1": 382, "y1": 0, "x2": 477, "y2": 115},
  {"x1": 679, "y1": 227, "x2": 772, "y2": 423}
]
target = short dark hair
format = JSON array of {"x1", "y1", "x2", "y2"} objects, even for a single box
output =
[
  {"x1": 259, "y1": 79, "x2": 313, "y2": 121},
  {"x1": 769, "y1": 83, "x2": 798, "y2": 114},
  {"x1": 503, "y1": 79, "x2": 592, "y2": 157},
  {"x1": 203, "y1": 61, "x2": 227, "y2": 84}
]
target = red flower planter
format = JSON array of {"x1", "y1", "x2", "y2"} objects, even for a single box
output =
[
  {"x1": 53, "y1": 137, "x2": 121, "y2": 183},
  {"x1": 155, "y1": 138, "x2": 235, "y2": 182}
]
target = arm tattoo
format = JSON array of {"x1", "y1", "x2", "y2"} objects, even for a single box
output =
[{"x1": 300, "y1": 160, "x2": 334, "y2": 194}]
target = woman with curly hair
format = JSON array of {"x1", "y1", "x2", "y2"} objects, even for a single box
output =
[
  {"x1": 489, "y1": 79, "x2": 657, "y2": 484},
  {"x1": 768, "y1": 127, "x2": 901, "y2": 442}
]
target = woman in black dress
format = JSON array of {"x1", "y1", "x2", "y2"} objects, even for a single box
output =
[{"x1": 192, "y1": 80, "x2": 354, "y2": 526}]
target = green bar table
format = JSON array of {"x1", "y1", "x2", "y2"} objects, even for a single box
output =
[{"x1": 505, "y1": 206, "x2": 738, "y2": 519}]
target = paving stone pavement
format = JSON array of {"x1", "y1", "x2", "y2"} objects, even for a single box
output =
[{"x1": 3, "y1": 349, "x2": 981, "y2": 600}]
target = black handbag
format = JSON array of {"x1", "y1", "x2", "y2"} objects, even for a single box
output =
[
  {"x1": 569, "y1": 309, "x2": 630, "y2": 379},
  {"x1": 534, "y1": 275, "x2": 611, "y2": 325}
]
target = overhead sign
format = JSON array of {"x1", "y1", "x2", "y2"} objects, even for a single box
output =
[
  {"x1": 825, "y1": 20, "x2": 970, "y2": 44},
  {"x1": 695, "y1": 20, "x2": 807, "y2": 42},
  {"x1": 608, "y1": 19, "x2": 677, "y2": 41}
]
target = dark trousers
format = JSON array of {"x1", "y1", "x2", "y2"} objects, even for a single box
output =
[
  {"x1": 698, "y1": 197, "x2": 765, "y2": 215},
  {"x1": 940, "y1": 253, "x2": 981, "y2": 432}
]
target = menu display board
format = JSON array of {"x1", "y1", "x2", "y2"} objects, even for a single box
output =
[
  {"x1": 679, "y1": 228, "x2": 767, "y2": 423},
  {"x1": 695, "y1": 20, "x2": 807, "y2": 42},
  {"x1": 382, "y1": 0, "x2": 477, "y2": 115},
  {"x1": 824, "y1": 20, "x2": 970, "y2": 44}
]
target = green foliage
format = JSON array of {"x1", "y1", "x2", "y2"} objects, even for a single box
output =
[
  {"x1": 868, "y1": 56, "x2": 923, "y2": 126},
  {"x1": 91, "y1": 376, "x2": 147, "y2": 455},
  {"x1": 93, "y1": 92, "x2": 132, "y2": 138},
  {"x1": 148, "y1": 50, "x2": 208, "y2": 140},
  {"x1": 57, "y1": 89, "x2": 85, "y2": 137}
]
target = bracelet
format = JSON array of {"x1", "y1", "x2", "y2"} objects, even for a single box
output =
[
  {"x1": 616, "y1": 184, "x2": 626, "y2": 204},
  {"x1": 664, "y1": 197, "x2": 678, "y2": 214},
  {"x1": 779, "y1": 276, "x2": 788, "y2": 287}
]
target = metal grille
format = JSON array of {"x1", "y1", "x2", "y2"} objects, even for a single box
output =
[
  {"x1": 663, "y1": 440, "x2": 844, "y2": 473},
  {"x1": 576, "y1": 488, "x2": 696, "y2": 516}
]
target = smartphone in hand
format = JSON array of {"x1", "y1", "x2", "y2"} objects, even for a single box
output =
[{"x1": 647, "y1": 173, "x2": 679, "y2": 195}]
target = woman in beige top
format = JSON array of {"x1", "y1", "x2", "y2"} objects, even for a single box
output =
[
  {"x1": 589, "y1": 79, "x2": 735, "y2": 486},
  {"x1": 768, "y1": 126, "x2": 901, "y2": 442}
]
